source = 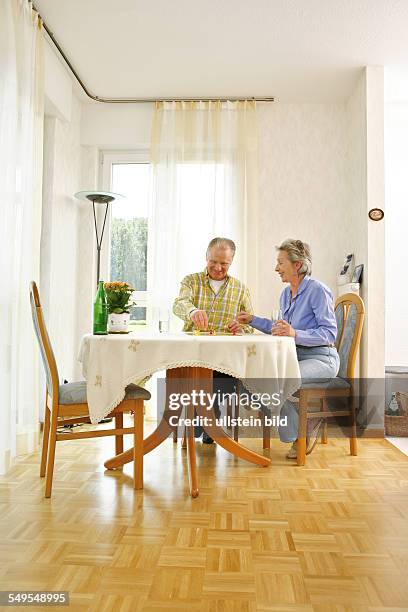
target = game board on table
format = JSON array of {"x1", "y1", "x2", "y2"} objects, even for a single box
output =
[{"x1": 185, "y1": 329, "x2": 240, "y2": 336}]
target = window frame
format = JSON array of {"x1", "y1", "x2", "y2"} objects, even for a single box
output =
[{"x1": 101, "y1": 151, "x2": 151, "y2": 322}]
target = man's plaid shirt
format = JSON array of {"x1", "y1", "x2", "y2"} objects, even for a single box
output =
[{"x1": 173, "y1": 270, "x2": 254, "y2": 333}]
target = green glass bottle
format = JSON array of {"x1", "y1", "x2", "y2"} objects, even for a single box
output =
[{"x1": 93, "y1": 281, "x2": 108, "y2": 335}]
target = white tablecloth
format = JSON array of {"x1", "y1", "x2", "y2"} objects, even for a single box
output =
[{"x1": 78, "y1": 332, "x2": 301, "y2": 424}]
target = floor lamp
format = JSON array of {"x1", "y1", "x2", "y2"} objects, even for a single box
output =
[
  {"x1": 74, "y1": 191, "x2": 124, "y2": 424},
  {"x1": 74, "y1": 191, "x2": 124, "y2": 287}
]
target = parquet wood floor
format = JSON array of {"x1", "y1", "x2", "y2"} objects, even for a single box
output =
[{"x1": 0, "y1": 422, "x2": 408, "y2": 611}]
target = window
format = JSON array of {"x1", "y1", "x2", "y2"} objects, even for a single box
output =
[
  {"x1": 102, "y1": 153, "x2": 233, "y2": 330},
  {"x1": 102, "y1": 153, "x2": 150, "y2": 327}
]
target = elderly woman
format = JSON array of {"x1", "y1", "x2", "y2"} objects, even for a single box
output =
[{"x1": 236, "y1": 239, "x2": 339, "y2": 459}]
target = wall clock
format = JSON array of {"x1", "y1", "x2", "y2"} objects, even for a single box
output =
[{"x1": 368, "y1": 208, "x2": 384, "y2": 221}]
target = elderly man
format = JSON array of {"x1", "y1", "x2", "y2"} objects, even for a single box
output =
[
  {"x1": 173, "y1": 237, "x2": 253, "y2": 334},
  {"x1": 173, "y1": 237, "x2": 253, "y2": 442}
]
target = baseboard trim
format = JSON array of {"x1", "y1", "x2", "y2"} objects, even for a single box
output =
[
  {"x1": 16, "y1": 427, "x2": 41, "y2": 455},
  {"x1": 0, "y1": 450, "x2": 11, "y2": 475},
  {"x1": 357, "y1": 427, "x2": 385, "y2": 438},
  {"x1": 325, "y1": 424, "x2": 385, "y2": 438}
]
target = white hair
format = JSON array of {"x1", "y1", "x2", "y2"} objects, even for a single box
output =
[
  {"x1": 277, "y1": 239, "x2": 312, "y2": 275},
  {"x1": 206, "y1": 237, "x2": 236, "y2": 258}
]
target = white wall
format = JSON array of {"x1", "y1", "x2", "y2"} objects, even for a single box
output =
[
  {"x1": 81, "y1": 102, "x2": 153, "y2": 149},
  {"x1": 75, "y1": 145, "x2": 99, "y2": 377},
  {"x1": 259, "y1": 81, "x2": 385, "y2": 411},
  {"x1": 385, "y1": 102, "x2": 408, "y2": 366},
  {"x1": 366, "y1": 68, "x2": 385, "y2": 380},
  {"x1": 345, "y1": 68, "x2": 385, "y2": 382},
  {"x1": 41, "y1": 118, "x2": 98, "y2": 383},
  {"x1": 345, "y1": 71, "x2": 368, "y2": 378},
  {"x1": 44, "y1": 43, "x2": 72, "y2": 122},
  {"x1": 41, "y1": 96, "x2": 82, "y2": 383},
  {"x1": 257, "y1": 102, "x2": 349, "y2": 315},
  {"x1": 343, "y1": 68, "x2": 385, "y2": 432}
]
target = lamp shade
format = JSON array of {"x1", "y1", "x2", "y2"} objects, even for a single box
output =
[{"x1": 74, "y1": 190, "x2": 125, "y2": 204}]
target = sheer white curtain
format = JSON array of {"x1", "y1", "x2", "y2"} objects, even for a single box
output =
[
  {"x1": 148, "y1": 100, "x2": 258, "y2": 328},
  {"x1": 0, "y1": 0, "x2": 44, "y2": 472}
]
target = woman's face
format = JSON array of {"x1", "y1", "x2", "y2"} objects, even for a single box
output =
[{"x1": 275, "y1": 250, "x2": 301, "y2": 283}]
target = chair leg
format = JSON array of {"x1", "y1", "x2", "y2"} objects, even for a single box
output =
[
  {"x1": 349, "y1": 396, "x2": 358, "y2": 456},
  {"x1": 227, "y1": 397, "x2": 232, "y2": 421},
  {"x1": 115, "y1": 413, "x2": 124, "y2": 455},
  {"x1": 181, "y1": 426, "x2": 187, "y2": 448},
  {"x1": 297, "y1": 393, "x2": 307, "y2": 466},
  {"x1": 45, "y1": 408, "x2": 58, "y2": 498},
  {"x1": 232, "y1": 381, "x2": 241, "y2": 442},
  {"x1": 262, "y1": 412, "x2": 270, "y2": 450},
  {"x1": 186, "y1": 403, "x2": 198, "y2": 498},
  {"x1": 232, "y1": 396, "x2": 239, "y2": 442},
  {"x1": 134, "y1": 400, "x2": 144, "y2": 490},
  {"x1": 173, "y1": 427, "x2": 178, "y2": 443},
  {"x1": 321, "y1": 398, "x2": 328, "y2": 444},
  {"x1": 40, "y1": 403, "x2": 51, "y2": 477}
]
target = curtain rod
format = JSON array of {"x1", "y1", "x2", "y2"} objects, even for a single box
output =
[{"x1": 32, "y1": 3, "x2": 274, "y2": 104}]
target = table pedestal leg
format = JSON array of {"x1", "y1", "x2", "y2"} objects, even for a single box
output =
[
  {"x1": 104, "y1": 366, "x2": 271, "y2": 496},
  {"x1": 191, "y1": 367, "x2": 271, "y2": 467},
  {"x1": 104, "y1": 368, "x2": 183, "y2": 469}
]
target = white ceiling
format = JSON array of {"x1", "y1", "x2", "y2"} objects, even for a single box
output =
[{"x1": 35, "y1": 0, "x2": 408, "y2": 103}]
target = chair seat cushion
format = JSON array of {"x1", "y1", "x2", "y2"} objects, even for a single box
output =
[
  {"x1": 59, "y1": 381, "x2": 151, "y2": 404},
  {"x1": 301, "y1": 376, "x2": 351, "y2": 390},
  {"x1": 124, "y1": 383, "x2": 151, "y2": 400}
]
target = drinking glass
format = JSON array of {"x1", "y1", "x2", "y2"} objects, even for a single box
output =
[
  {"x1": 271, "y1": 308, "x2": 283, "y2": 330},
  {"x1": 159, "y1": 308, "x2": 169, "y2": 333}
]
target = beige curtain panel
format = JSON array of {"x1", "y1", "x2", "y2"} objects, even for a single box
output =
[
  {"x1": 148, "y1": 99, "x2": 259, "y2": 328},
  {"x1": 0, "y1": 0, "x2": 44, "y2": 473}
]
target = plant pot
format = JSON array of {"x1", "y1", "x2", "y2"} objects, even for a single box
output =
[{"x1": 108, "y1": 312, "x2": 130, "y2": 333}]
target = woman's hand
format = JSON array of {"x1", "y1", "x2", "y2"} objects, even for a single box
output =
[
  {"x1": 236, "y1": 312, "x2": 253, "y2": 325},
  {"x1": 271, "y1": 320, "x2": 296, "y2": 338}
]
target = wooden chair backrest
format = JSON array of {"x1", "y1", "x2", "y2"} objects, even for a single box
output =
[
  {"x1": 334, "y1": 292, "x2": 365, "y2": 379},
  {"x1": 29, "y1": 281, "x2": 60, "y2": 404}
]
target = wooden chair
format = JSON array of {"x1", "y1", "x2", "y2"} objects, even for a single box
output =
[
  {"x1": 295, "y1": 292, "x2": 365, "y2": 466},
  {"x1": 30, "y1": 281, "x2": 150, "y2": 498}
]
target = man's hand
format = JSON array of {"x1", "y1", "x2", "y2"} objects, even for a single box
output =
[
  {"x1": 190, "y1": 309, "x2": 209, "y2": 330},
  {"x1": 236, "y1": 311, "x2": 253, "y2": 325},
  {"x1": 228, "y1": 319, "x2": 242, "y2": 334},
  {"x1": 271, "y1": 320, "x2": 296, "y2": 338}
]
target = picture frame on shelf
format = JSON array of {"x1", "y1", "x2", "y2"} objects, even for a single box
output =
[{"x1": 351, "y1": 264, "x2": 364, "y2": 283}]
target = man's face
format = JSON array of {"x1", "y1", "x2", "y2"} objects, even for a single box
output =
[{"x1": 206, "y1": 246, "x2": 233, "y2": 281}]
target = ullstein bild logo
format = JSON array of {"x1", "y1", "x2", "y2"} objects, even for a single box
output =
[{"x1": 167, "y1": 414, "x2": 288, "y2": 428}]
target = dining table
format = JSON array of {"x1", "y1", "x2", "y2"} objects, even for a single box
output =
[{"x1": 78, "y1": 330, "x2": 301, "y2": 497}]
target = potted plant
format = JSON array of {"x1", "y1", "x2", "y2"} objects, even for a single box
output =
[{"x1": 104, "y1": 282, "x2": 136, "y2": 333}]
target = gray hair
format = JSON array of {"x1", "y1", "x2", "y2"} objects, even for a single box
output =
[
  {"x1": 206, "y1": 237, "x2": 236, "y2": 258},
  {"x1": 277, "y1": 239, "x2": 312, "y2": 275}
]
